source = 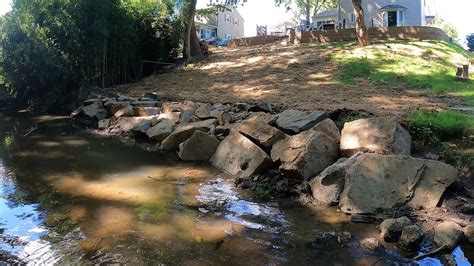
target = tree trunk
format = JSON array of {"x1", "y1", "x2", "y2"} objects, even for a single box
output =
[
  {"x1": 183, "y1": 0, "x2": 199, "y2": 61},
  {"x1": 305, "y1": 0, "x2": 311, "y2": 31},
  {"x1": 352, "y1": 0, "x2": 370, "y2": 46},
  {"x1": 190, "y1": 21, "x2": 203, "y2": 59}
]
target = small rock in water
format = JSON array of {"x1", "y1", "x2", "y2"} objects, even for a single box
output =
[
  {"x1": 360, "y1": 237, "x2": 383, "y2": 251},
  {"x1": 379, "y1": 216, "x2": 412, "y2": 242},
  {"x1": 310, "y1": 231, "x2": 352, "y2": 250},
  {"x1": 434, "y1": 221, "x2": 463, "y2": 250},
  {"x1": 398, "y1": 225, "x2": 424, "y2": 251},
  {"x1": 440, "y1": 254, "x2": 457, "y2": 266}
]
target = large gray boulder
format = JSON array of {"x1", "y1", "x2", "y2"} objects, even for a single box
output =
[
  {"x1": 178, "y1": 131, "x2": 220, "y2": 161},
  {"x1": 211, "y1": 130, "x2": 271, "y2": 178},
  {"x1": 276, "y1": 109, "x2": 327, "y2": 134},
  {"x1": 338, "y1": 154, "x2": 458, "y2": 214},
  {"x1": 160, "y1": 119, "x2": 217, "y2": 151},
  {"x1": 81, "y1": 102, "x2": 108, "y2": 121},
  {"x1": 270, "y1": 135, "x2": 289, "y2": 162},
  {"x1": 340, "y1": 117, "x2": 411, "y2": 157},
  {"x1": 310, "y1": 118, "x2": 341, "y2": 142},
  {"x1": 236, "y1": 115, "x2": 285, "y2": 148},
  {"x1": 146, "y1": 118, "x2": 174, "y2": 141},
  {"x1": 434, "y1": 221, "x2": 464, "y2": 250},
  {"x1": 104, "y1": 100, "x2": 130, "y2": 114},
  {"x1": 279, "y1": 131, "x2": 339, "y2": 180},
  {"x1": 407, "y1": 160, "x2": 458, "y2": 209},
  {"x1": 309, "y1": 153, "x2": 362, "y2": 205},
  {"x1": 106, "y1": 117, "x2": 153, "y2": 135}
]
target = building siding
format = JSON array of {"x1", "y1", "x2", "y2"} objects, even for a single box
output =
[
  {"x1": 338, "y1": 0, "x2": 431, "y2": 28},
  {"x1": 216, "y1": 8, "x2": 244, "y2": 39}
]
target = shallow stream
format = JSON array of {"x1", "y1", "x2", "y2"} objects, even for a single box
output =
[{"x1": 0, "y1": 113, "x2": 472, "y2": 265}]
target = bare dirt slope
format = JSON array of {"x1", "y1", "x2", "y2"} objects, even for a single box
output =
[{"x1": 124, "y1": 42, "x2": 461, "y2": 117}]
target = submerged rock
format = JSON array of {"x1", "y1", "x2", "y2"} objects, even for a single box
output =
[
  {"x1": 276, "y1": 109, "x2": 327, "y2": 134},
  {"x1": 340, "y1": 117, "x2": 411, "y2": 157},
  {"x1": 398, "y1": 225, "x2": 424, "y2": 251},
  {"x1": 211, "y1": 130, "x2": 271, "y2": 178},
  {"x1": 310, "y1": 231, "x2": 352, "y2": 250},
  {"x1": 338, "y1": 154, "x2": 457, "y2": 214},
  {"x1": 279, "y1": 131, "x2": 339, "y2": 180},
  {"x1": 379, "y1": 216, "x2": 412, "y2": 242},
  {"x1": 434, "y1": 221, "x2": 463, "y2": 250},
  {"x1": 360, "y1": 237, "x2": 383, "y2": 251},
  {"x1": 160, "y1": 119, "x2": 217, "y2": 151},
  {"x1": 178, "y1": 131, "x2": 220, "y2": 161}
]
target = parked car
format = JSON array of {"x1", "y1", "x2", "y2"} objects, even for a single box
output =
[
  {"x1": 200, "y1": 37, "x2": 218, "y2": 45},
  {"x1": 215, "y1": 39, "x2": 229, "y2": 47}
]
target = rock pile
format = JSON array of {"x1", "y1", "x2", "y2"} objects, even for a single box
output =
[{"x1": 72, "y1": 95, "x2": 459, "y2": 217}]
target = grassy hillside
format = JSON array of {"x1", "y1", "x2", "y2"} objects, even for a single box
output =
[
  {"x1": 333, "y1": 40, "x2": 473, "y2": 104},
  {"x1": 331, "y1": 40, "x2": 474, "y2": 138}
]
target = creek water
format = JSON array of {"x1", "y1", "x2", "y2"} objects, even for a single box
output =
[{"x1": 0, "y1": 112, "x2": 472, "y2": 265}]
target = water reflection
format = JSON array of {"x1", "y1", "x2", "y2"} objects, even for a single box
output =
[
  {"x1": 0, "y1": 160, "x2": 57, "y2": 264},
  {"x1": 0, "y1": 113, "x2": 472, "y2": 265}
]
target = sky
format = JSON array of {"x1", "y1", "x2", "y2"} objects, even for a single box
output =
[{"x1": 0, "y1": 0, "x2": 472, "y2": 43}]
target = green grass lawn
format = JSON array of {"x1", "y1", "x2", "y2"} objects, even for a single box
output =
[
  {"x1": 332, "y1": 40, "x2": 474, "y2": 137},
  {"x1": 333, "y1": 40, "x2": 473, "y2": 101}
]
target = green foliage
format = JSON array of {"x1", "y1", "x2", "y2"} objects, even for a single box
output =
[
  {"x1": 432, "y1": 17, "x2": 458, "y2": 40},
  {"x1": 467, "y1": 34, "x2": 474, "y2": 52},
  {"x1": 0, "y1": 0, "x2": 183, "y2": 112},
  {"x1": 408, "y1": 109, "x2": 474, "y2": 141}
]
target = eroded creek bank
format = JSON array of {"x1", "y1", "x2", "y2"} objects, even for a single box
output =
[{"x1": 1, "y1": 92, "x2": 472, "y2": 264}]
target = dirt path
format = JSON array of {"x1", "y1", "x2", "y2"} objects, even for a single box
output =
[{"x1": 124, "y1": 42, "x2": 461, "y2": 117}]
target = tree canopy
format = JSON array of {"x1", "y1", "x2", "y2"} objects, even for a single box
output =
[{"x1": 0, "y1": 0, "x2": 182, "y2": 111}]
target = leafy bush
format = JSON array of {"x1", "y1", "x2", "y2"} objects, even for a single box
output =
[
  {"x1": 408, "y1": 109, "x2": 473, "y2": 141},
  {"x1": 0, "y1": 0, "x2": 183, "y2": 112}
]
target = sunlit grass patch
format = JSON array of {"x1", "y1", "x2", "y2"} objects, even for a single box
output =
[
  {"x1": 408, "y1": 109, "x2": 474, "y2": 141},
  {"x1": 332, "y1": 40, "x2": 474, "y2": 103}
]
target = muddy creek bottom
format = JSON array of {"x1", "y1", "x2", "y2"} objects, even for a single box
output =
[{"x1": 0, "y1": 113, "x2": 472, "y2": 265}]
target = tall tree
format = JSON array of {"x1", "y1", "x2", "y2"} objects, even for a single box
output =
[
  {"x1": 352, "y1": 0, "x2": 369, "y2": 46},
  {"x1": 182, "y1": 0, "x2": 244, "y2": 62}
]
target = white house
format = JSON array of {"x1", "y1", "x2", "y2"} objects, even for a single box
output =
[
  {"x1": 313, "y1": 0, "x2": 436, "y2": 30},
  {"x1": 196, "y1": 8, "x2": 245, "y2": 40}
]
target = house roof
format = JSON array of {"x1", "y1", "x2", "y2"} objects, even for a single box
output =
[
  {"x1": 379, "y1": 4, "x2": 408, "y2": 12},
  {"x1": 314, "y1": 8, "x2": 338, "y2": 18}
]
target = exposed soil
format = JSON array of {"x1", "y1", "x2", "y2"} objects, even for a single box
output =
[{"x1": 122, "y1": 42, "x2": 462, "y2": 117}]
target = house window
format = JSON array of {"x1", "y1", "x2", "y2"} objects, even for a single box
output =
[
  {"x1": 233, "y1": 17, "x2": 239, "y2": 25},
  {"x1": 397, "y1": 10, "x2": 405, "y2": 26},
  {"x1": 225, "y1": 14, "x2": 231, "y2": 23},
  {"x1": 350, "y1": 13, "x2": 355, "y2": 23}
]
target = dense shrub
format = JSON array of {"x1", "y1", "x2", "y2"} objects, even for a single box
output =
[{"x1": 0, "y1": 0, "x2": 183, "y2": 112}]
